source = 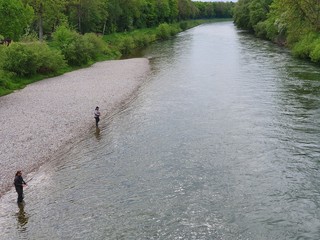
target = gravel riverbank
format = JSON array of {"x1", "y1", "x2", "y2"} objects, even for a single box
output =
[{"x1": 0, "y1": 58, "x2": 150, "y2": 196}]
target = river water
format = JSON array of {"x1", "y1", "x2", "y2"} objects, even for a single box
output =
[{"x1": 1, "y1": 21, "x2": 320, "y2": 239}]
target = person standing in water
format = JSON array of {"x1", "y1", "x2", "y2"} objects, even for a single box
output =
[
  {"x1": 14, "y1": 171, "x2": 27, "y2": 203},
  {"x1": 94, "y1": 106, "x2": 101, "y2": 127}
]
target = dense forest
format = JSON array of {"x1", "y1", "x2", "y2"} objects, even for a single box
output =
[
  {"x1": 234, "y1": 0, "x2": 320, "y2": 63},
  {"x1": 0, "y1": 0, "x2": 234, "y2": 41}
]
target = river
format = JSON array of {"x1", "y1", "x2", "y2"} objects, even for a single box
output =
[{"x1": 1, "y1": 21, "x2": 320, "y2": 240}]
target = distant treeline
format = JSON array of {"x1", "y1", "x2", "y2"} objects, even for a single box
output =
[
  {"x1": 0, "y1": 0, "x2": 234, "y2": 41},
  {"x1": 234, "y1": 0, "x2": 320, "y2": 64}
]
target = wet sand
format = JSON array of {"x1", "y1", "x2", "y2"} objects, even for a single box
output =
[{"x1": 0, "y1": 58, "x2": 150, "y2": 196}]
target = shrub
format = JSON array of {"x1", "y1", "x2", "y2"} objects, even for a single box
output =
[
  {"x1": 52, "y1": 26, "x2": 115, "y2": 66},
  {"x1": 118, "y1": 36, "x2": 135, "y2": 55},
  {"x1": 133, "y1": 35, "x2": 150, "y2": 48},
  {"x1": 169, "y1": 25, "x2": 181, "y2": 36},
  {"x1": 0, "y1": 45, "x2": 5, "y2": 66},
  {"x1": 292, "y1": 32, "x2": 319, "y2": 59},
  {"x1": 83, "y1": 33, "x2": 108, "y2": 59},
  {"x1": 156, "y1": 23, "x2": 171, "y2": 40},
  {"x1": 0, "y1": 74, "x2": 7, "y2": 87},
  {"x1": 64, "y1": 38, "x2": 94, "y2": 66},
  {"x1": 254, "y1": 21, "x2": 268, "y2": 39},
  {"x1": 310, "y1": 39, "x2": 320, "y2": 63},
  {"x1": 20, "y1": 32, "x2": 39, "y2": 42},
  {"x1": 1, "y1": 42, "x2": 65, "y2": 76},
  {"x1": 2, "y1": 42, "x2": 38, "y2": 76},
  {"x1": 0, "y1": 70, "x2": 19, "y2": 95},
  {"x1": 179, "y1": 22, "x2": 188, "y2": 31},
  {"x1": 51, "y1": 25, "x2": 77, "y2": 47},
  {"x1": 32, "y1": 42, "x2": 66, "y2": 74}
]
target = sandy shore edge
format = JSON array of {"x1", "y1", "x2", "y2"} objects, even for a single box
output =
[{"x1": 0, "y1": 58, "x2": 150, "y2": 196}]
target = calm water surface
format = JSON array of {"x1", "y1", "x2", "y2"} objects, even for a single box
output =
[{"x1": 1, "y1": 21, "x2": 320, "y2": 239}]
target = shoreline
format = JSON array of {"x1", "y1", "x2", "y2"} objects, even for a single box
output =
[{"x1": 0, "y1": 58, "x2": 150, "y2": 196}]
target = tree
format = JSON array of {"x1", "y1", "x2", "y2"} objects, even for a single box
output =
[
  {"x1": 23, "y1": 0, "x2": 66, "y2": 40},
  {"x1": 0, "y1": 0, "x2": 34, "y2": 40},
  {"x1": 66, "y1": 0, "x2": 108, "y2": 34},
  {"x1": 234, "y1": 0, "x2": 251, "y2": 30},
  {"x1": 296, "y1": 0, "x2": 320, "y2": 31},
  {"x1": 178, "y1": 0, "x2": 198, "y2": 20},
  {"x1": 168, "y1": 0, "x2": 179, "y2": 22},
  {"x1": 234, "y1": 0, "x2": 271, "y2": 32}
]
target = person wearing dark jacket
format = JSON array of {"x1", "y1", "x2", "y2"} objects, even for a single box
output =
[
  {"x1": 14, "y1": 171, "x2": 27, "y2": 203},
  {"x1": 94, "y1": 106, "x2": 101, "y2": 127}
]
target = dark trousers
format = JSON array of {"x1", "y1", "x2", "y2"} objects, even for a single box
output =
[
  {"x1": 95, "y1": 117, "x2": 100, "y2": 127},
  {"x1": 15, "y1": 186, "x2": 24, "y2": 202}
]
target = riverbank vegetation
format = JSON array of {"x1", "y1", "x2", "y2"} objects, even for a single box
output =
[
  {"x1": 0, "y1": 0, "x2": 234, "y2": 96},
  {"x1": 234, "y1": 0, "x2": 320, "y2": 64}
]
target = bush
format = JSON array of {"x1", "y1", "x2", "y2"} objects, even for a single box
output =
[
  {"x1": 32, "y1": 42, "x2": 66, "y2": 74},
  {"x1": 169, "y1": 25, "x2": 181, "y2": 36},
  {"x1": 64, "y1": 38, "x2": 94, "y2": 66},
  {"x1": 292, "y1": 32, "x2": 319, "y2": 59},
  {"x1": 0, "y1": 75, "x2": 7, "y2": 87},
  {"x1": 51, "y1": 25, "x2": 77, "y2": 47},
  {"x1": 133, "y1": 35, "x2": 150, "y2": 48},
  {"x1": 254, "y1": 21, "x2": 268, "y2": 39},
  {"x1": 156, "y1": 23, "x2": 172, "y2": 40},
  {"x1": 0, "y1": 70, "x2": 19, "y2": 95},
  {"x1": 2, "y1": 42, "x2": 38, "y2": 76},
  {"x1": 179, "y1": 22, "x2": 188, "y2": 31},
  {"x1": 118, "y1": 36, "x2": 136, "y2": 55},
  {"x1": 52, "y1": 26, "x2": 115, "y2": 66},
  {"x1": 83, "y1": 33, "x2": 108, "y2": 59},
  {"x1": 0, "y1": 45, "x2": 5, "y2": 65},
  {"x1": 310, "y1": 39, "x2": 320, "y2": 63},
  {"x1": 1, "y1": 42, "x2": 65, "y2": 76}
]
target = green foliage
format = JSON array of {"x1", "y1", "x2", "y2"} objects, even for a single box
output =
[
  {"x1": 52, "y1": 25, "x2": 94, "y2": 66},
  {"x1": 0, "y1": 0, "x2": 34, "y2": 40},
  {"x1": 32, "y1": 42, "x2": 66, "y2": 74},
  {"x1": 0, "y1": 70, "x2": 20, "y2": 95},
  {"x1": 178, "y1": 0, "x2": 199, "y2": 20},
  {"x1": 156, "y1": 23, "x2": 172, "y2": 40},
  {"x1": 64, "y1": 37, "x2": 94, "y2": 66},
  {"x1": 292, "y1": 33, "x2": 319, "y2": 59},
  {"x1": 233, "y1": 0, "x2": 251, "y2": 30},
  {"x1": 119, "y1": 36, "x2": 136, "y2": 55},
  {"x1": 234, "y1": 0, "x2": 272, "y2": 32},
  {"x1": 23, "y1": 0, "x2": 66, "y2": 40},
  {"x1": 234, "y1": 0, "x2": 320, "y2": 64},
  {"x1": 20, "y1": 32, "x2": 39, "y2": 42},
  {"x1": 51, "y1": 25, "x2": 77, "y2": 47},
  {"x1": 169, "y1": 25, "x2": 181, "y2": 36},
  {"x1": 310, "y1": 41, "x2": 320, "y2": 63},
  {"x1": 1, "y1": 42, "x2": 65, "y2": 76},
  {"x1": 254, "y1": 21, "x2": 268, "y2": 39},
  {"x1": 2, "y1": 43, "x2": 38, "y2": 76},
  {"x1": 156, "y1": 23, "x2": 181, "y2": 40},
  {"x1": 0, "y1": 0, "x2": 233, "y2": 41},
  {"x1": 133, "y1": 34, "x2": 151, "y2": 48},
  {"x1": 179, "y1": 21, "x2": 188, "y2": 31},
  {"x1": 0, "y1": 45, "x2": 5, "y2": 65},
  {"x1": 83, "y1": 33, "x2": 109, "y2": 59}
]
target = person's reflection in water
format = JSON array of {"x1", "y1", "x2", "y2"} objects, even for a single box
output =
[
  {"x1": 95, "y1": 126, "x2": 101, "y2": 141},
  {"x1": 16, "y1": 202, "x2": 29, "y2": 232}
]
